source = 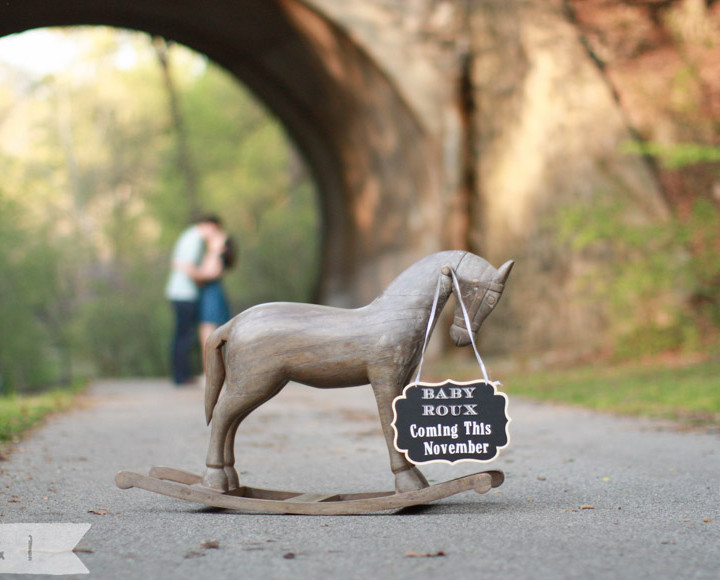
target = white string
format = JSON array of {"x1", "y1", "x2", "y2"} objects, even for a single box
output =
[
  {"x1": 449, "y1": 269, "x2": 492, "y2": 385},
  {"x1": 412, "y1": 268, "x2": 496, "y2": 386},
  {"x1": 412, "y1": 274, "x2": 444, "y2": 385}
]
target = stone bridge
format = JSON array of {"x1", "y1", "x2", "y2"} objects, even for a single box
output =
[{"x1": 1, "y1": 0, "x2": 668, "y2": 358}]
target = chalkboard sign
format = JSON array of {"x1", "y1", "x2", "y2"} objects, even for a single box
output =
[{"x1": 392, "y1": 379, "x2": 510, "y2": 465}]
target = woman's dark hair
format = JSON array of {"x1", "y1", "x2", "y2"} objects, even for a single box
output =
[
  {"x1": 198, "y1": 214, "x2": 222, "y2": 227},
  {"x1": 222, "y1": 236, "x2": 237, "y2": 269}
]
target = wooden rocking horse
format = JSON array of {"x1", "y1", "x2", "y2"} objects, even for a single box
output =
[{"x1": 117, "y1": 251, "x2": 513, "y2": 514}]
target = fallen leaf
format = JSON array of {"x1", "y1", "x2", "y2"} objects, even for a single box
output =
[
  {"x1": 88, "y1": 508, "x2": 111, "y2": 515},
  {"x1": 200, "y1": 540, "x2": 220, "y2": 550},
  {"x1": 537, "y1": 476, "x2": 547, "y2": 481},
  {"x1": 579, "y1": 505, "x2": 595, "y2": 510},
  {"x1": 703, "y1": 519, "x2": 712, "y2": 523},
  {"x1": 405, "y1": 550, "x2": 446, "y2": 558},
  {"x1": 283, "y1": 553, "x2": 296, "y2": 560},
  {"x1": 184, "y1": 550, "x2": 205, "y2": 559}
]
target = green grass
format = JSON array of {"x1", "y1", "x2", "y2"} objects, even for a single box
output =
[
  {"x1": 2, "y1": 357, "x2": 719, "y2": 444},
  {"x1": 427, "y1": 357, "x2": 720, "y2": 426},
  {"x1": 0, "y1": 383, "x2": 86, "y2": 443}
]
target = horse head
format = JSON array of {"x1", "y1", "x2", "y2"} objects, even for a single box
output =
[{"x1": 447, "y1": 256, "x2": 514, "y2": 347}]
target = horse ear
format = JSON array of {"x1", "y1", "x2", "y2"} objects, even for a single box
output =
[
  {"x1": 441, "y1": 266, "x2": 452, "y2": 277},
  {"x1": 496, "y1": 260, "x2": 514, "y2": 283}
]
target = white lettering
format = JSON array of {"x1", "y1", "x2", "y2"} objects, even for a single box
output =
[
  {"x1": 409, "y1": 424, "x2": 459, "y2": 439},
  {"x1": 422, "y1": 439, "x2": 490, "y2": 456},
  {"x1": 463, "y1": 421, "x2": 492, "y2": 435}
]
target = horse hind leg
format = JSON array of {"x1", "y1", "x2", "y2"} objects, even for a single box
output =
[
  {"x1": 202, "y1": 395, "x2": 239, "y2": 491},
  {"x1": 202, "y1": 379, "x2": 287, "y2": 492},
  {"x1": 222, "y1": 416, "x2": 243, "y2": 491},
  {"x1": 202, "y1": 392, "x2": 259, "y2": 491}
]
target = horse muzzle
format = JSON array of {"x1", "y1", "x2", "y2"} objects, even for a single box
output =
[{"x1": 449, "y1": 322, "x2": 474, "y2": 347}]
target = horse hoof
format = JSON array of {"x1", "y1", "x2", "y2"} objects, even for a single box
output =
[
  {"x1": 395, "y1": 467, "x2": 429, "y2": 493},
  {"x1": 202, "y1": 467, "x2": 229, "y2": 492},
  {"x1": 224, "y1": 466, "x2": 240, "y2": 491}
]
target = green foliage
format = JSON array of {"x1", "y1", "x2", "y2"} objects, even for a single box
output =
[
  {"x1": 232, "y1": 177, "x2": 320, "y2": 307},
  {"x1": 0, "y1": 27, "x2": 320, "y2": 391},
  {"x1": 429, "y1": 357, "x2": 720, "y2": 425},
  {"x1": 504, "y1": 358, "x2": 720, "y2": 425},
  {"x1": 71, "y1": 272, "x2": 172, "y2": 377},
  {"x1": 682, "y1": 198, "x2": 720, "y2": 325},
  {"x1": 556, "y1": 191, "x2": 720, "y2": 359},
  {"x1": 620, "y1": 141, "x2": 720, "y2": 169},
  {"x1": 0, "y1": 382, "x2": 85, "y2": 441},
  {"x1": 0, "y1": 196, "x2": 74, "y2": 393}
]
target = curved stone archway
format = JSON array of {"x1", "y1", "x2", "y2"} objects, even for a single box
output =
[
  {"x1": 3, "y1": 0, "x2": 676, "y2": 359},
  {"x1": 0, "y1": 0, "x2": 442, "y2": 306}
]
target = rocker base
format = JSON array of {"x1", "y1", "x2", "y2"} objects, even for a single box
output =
[{"x1": 115, "y1": 466, "x2": 504, "y2": 515}]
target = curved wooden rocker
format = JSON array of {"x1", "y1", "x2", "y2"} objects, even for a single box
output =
[{"x1": 115, "y1": 466, "x2": 505, "y2": 515}]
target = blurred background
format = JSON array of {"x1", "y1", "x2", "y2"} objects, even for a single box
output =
[
  {"x1": 0, "y1": 1, "x2": 718, "y2": 409},
  {"x1": 0, "y1": 29, "x2": 319, "y2": 392}
]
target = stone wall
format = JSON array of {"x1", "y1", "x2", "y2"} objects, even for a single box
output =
[
  {"x1": 469, "y1": 0, "x2": 669, "y2": 357},
  {"x1": 309, "y1": 0, "x2": 671, "y2": 358}
]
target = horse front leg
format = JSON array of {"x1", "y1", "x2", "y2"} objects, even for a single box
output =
[{"x1": 370, "y1": 377, "x2": 429, "y2": 493}]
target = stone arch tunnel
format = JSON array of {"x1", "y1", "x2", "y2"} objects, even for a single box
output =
[
  {"x1": 0, "y1": 0, "x2": 443, "y2": 309},
  {"x1": 1, "y1": 0, "x2": 671, "y2": 359}
]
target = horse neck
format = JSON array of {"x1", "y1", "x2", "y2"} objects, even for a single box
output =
[{"x1": 375, "y1": 251, "x2": 465, "y2": 311}]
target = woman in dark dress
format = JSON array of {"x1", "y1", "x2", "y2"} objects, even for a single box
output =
[{"x1": 197, "y1": 233, "x2": 237, "y2": 370}]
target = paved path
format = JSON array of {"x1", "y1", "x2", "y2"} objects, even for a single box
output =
[{"x1": 1, "y1": 378, "x2": 718, "y2": 579}]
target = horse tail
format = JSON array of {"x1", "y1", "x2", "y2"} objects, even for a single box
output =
[{"x1": 205, "y1": 322, "x2": 230, "y2": 425}]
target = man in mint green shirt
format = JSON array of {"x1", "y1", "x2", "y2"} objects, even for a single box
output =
[{"x1": 166, "y1": 215, "x2": 223, "y2": 385}]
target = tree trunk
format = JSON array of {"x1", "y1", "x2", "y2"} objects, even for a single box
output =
[{"x1": 152, "y1": 36, "x2": 201, "y2": 220}]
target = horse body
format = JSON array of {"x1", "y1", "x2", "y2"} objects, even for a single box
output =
[
  {"x1": 202, "y1": 251, "x2": 513, "y2": 493},
  {"x1": 224, "y1": 303, "x2": 398, "y2": 388}
]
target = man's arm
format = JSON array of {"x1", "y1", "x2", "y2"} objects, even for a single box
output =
[{"x1": 176, "y1": 232, "x2": 227, "y2": 282}]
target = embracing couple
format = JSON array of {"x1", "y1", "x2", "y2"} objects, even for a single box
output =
[{"x1": 165, "y1": 215, "x2": 236, "y2": 386}]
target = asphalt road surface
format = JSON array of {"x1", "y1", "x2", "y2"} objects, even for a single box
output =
[{"x1": 1, "y1": 377, "x2": 718, "y2": 579}]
